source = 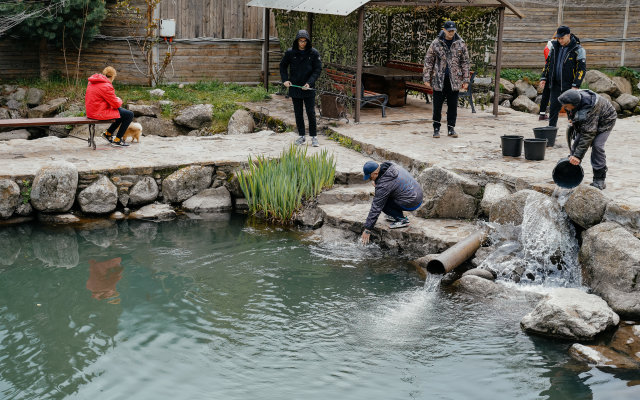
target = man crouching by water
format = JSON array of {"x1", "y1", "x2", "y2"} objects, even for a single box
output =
[{"x1": 361, "y1": 161, "x2": 424, "y2": 245}]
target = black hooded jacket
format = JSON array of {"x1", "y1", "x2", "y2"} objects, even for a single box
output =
[
  {"x1": 279, "y1": 30, "x2": 322, "y2": 98},
  {"x1": 541, "y1": 34, "x2": 586, "y2": 91}
]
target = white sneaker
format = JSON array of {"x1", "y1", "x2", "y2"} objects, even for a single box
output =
[
  {"x1": 311, "y1": 137, "x2": 319, "y2": 147},
  {"x1": 389, "y1": 217, "x2": 409, "y2": 229},
  {"x1": 295, "y1": 136, "x2": 305, "y2": 145}
]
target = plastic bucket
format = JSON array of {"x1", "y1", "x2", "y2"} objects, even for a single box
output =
[
  {"x1": 552, "y1": 157, "x2": 584, "y2": 188},
  {"x1": 501, "y1": 135, "x2": 523, "y2": 157},
  {"x1": 533, "y1": 126, "x2": 558, "y2": 147},
  {"x1": 524, "y1": 138, "x2": 547, "y2": 160}
]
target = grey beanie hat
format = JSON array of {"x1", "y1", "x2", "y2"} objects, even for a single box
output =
[{"x1": 558, "y1": 89, "x2": 581, "y2": 107}]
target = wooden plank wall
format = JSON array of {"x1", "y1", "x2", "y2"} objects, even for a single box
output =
[
  {"x1": 499, "y1": 0, "x2": 640, "y2": 69},
  {"x1": 0, "y1": 40, "x2": 39, "y2": 81}
]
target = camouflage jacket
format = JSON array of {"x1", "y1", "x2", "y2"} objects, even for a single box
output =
[
  {"x1": 423, "y1": 31, "x2": 470, "y2": 92},
  {"x1": 569, "y1": 90, "x2": 617, "y2": 160}
]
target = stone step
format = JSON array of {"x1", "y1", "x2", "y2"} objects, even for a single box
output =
[
  {"x1": 319, "y1": 202, "x2": 481, "y2": 255},
  {"x1": 317, "y1": 184, "x2": 374, "y2": 205}
]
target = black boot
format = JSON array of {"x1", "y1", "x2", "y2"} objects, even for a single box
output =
[{"x1": 590, "y1": 167, "x2": 607, "y2": 190}]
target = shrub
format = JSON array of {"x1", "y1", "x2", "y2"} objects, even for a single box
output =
[
  {"x1": 501, "y1": 69, "x2": 541, "y2": 83},
  {"x1": 237, "y1": 145, "x2": 336, "y2": 223}
]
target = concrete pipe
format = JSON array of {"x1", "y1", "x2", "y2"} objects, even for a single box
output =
[{"x1": 426, "y1": 229, "x2": 488, "y2": 274}]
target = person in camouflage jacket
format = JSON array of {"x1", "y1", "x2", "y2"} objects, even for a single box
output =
[
  {"x1": 422, "y1": 21, "x2": 471, "y2": 138},
  {"x1": 558, "y1": 89, "x2": 616, "y2": 190}
]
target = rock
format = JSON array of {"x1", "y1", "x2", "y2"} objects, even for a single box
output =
[
  {"x1": 521, "y1": 288, "x2": 619, "y2": 340},
  {"x1": 225, "y1": 173, "x2": 244, "y2": 199},
  {"x1": 128, "y1": 176, "x2": 159, "y2": 206},
  {"x1": 534, "y1": 94, "x2": 542, "y2": 105},
  {"x1": 612, "y1": 76, "x2": 633, "y2": 95},
  {"x1": 15, "y1": 202, "x2": 32, "y2": 217},
  {"x1": 227, "y1": 109, "x2": 255, "y2": 134},
  {"x1": 0, "y1": 179, "x2": 21, "y2": 218},
  {"x1": 6, "y1": 99, "x2": 22, "y2": 110},
  {"x1": 490, "y1": 92, "x2": 513, "y2": 103},
  {"x1": 127, "y1": 103, "x2": 161, "y2": 117},
  {"x1": 27, "y1": 97, "x2": 68, "y2": 118},
  {"x1": 461, "y1": 268, "x2": 495, "y2": 280},
  {"x1": 129, "y1": 203, "x2": 176, "y2": 220},
  {"x1": 234, "y1": 197, "x2": 249, "y2": 212},
  {"x1": 611, "y1": 99, "x2": 622, "y2": 113},
  {"x1": 26, "y1": 88, "x2": 45, "y2": 106},
  {"x1": 0, "y1": 108, "x2": 10, "y2": 120},
  {"x1": 32, "y1": 227, "x2": 79, "y2": 268},
  {"x1": 7, "y1": 87, "x2": 25, "y2": 102},
  {"x1": 489, "y1": 189, "x2": 547, "y2": 225},
  {"x1": 0, "y1": 129, "x2": 30, "y2": 140},
  {"x1": 569, "y1": 344, "x2": 639, "y2": 369},
  {"x1": 174, "y1": 104, "x2": 213, "y2": 129},
  {"x1": 500, "y1": 100, "x2": 511, "y2": 108},
  {"x1": 294, "y1": 204, "x2": 324, "y2": 229},
  {"x1": 472, "y1": 76, "x2": 492, "y2": 90},
  {"x1": 316, "y1": 184, "x2": 373, "y2": 205},
  {"x1": 136, "y1": 116, "x2": 186, "y2": 137},
  {"x1": 615, "y1": 93, "x2": 639, "y2": 110},
  {"x1": 585, "y1": 70, "x2": 620, "y2": 97},
  {"x1": 161, "y1": 165, "x2": 214, "y2": 203},
  {"x1": 499, "y1": 78, "x2": 515, "y2": 94},
  {"x1": 564, "y1": 185, "x2": 609, "y2": 229},
  {"x1": 37, "y1": 213, "x2": 80, "y2": 224},
  {"x1": 149, "y1": 89, "x2": 165, "y2": 97},
  {"x1": 480, "y1": 182, "x2": 511, "y2": 216},
  {"x1": 603, "y1": 201, "x2": 640, "y2": 237},
  {"x1": 515, "y1": 80, "x2": 538, "y2": 99},
  {"x1": 187, "y1": 128, "x2": 212, "y2": 136},
  {"x1": 579, "y1": 222, "x2": 640, "y2": 318},
  {"x1": 415, "y1": 166, "x2": 482, "y2": 219},
  {"x1": 30, "y1": 161, "x2": 78, "y2": 212},
  {"x1": 512, "y1": 95, "x2": 540, "y2": 114},
  {"x1": 77, "y1": 176, "x2": 118, "y2": 214},
  {"x1": 451, "y1": 275, "x2": 514, "y2": 298},
  {"x1": 182, "y1": 186, "x2": 232, "y2": 212}
]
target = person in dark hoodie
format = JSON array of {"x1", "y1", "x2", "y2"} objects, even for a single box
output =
[
  {"x1": 360, "y1": 161, "x2": 423, "y2": 245},
  {"x1": 558, "y1": 89, "x2": 616, "y2": 190},
  {"x1": 280, "y1": 30, "x2": 322, "y2": 147},
  {"x1": 85, "y1": 66, "x2": 133, "y2": 147},
  {"x1": 540, "y1": 26, "x2": 586, "y2": 128},
  {"x1": 422, "y1": 21, "x2": 471, "y2": 139}
]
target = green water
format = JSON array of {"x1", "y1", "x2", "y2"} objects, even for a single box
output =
[{"x1": 0, "y1": 215, "x2": 638, "y2": 400}]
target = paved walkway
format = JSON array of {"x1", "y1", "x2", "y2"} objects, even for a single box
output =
[{"x1": 245, "y1": 94, "x2": 640, "y2": 206}]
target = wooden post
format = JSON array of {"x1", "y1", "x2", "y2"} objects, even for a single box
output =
[
  {"x1": 621, "y1": 0, "x2": 630, "y2": 66},
  {"x1": 307, "y1": 13, "x2": 313, "y2": 40},
  {"x1": 493, "y1": 7, "x2": 505, "y2": 117},
  {"x1": 262, "y1": 8, "x2": 270, "y2": 89},
  {"x1": 557, "y1": 0, "x2": 564, "y2": 27},
  {"x1": 355, "y1": 7, "x2": 364, "y2": 123},
  {"x1": 39, "y1": 38, "x2": 49, "y2": 81},
  {"x1": 151, "y1": 4, "x2": 160, "y2": 87}
]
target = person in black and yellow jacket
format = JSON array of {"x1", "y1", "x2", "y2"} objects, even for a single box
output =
[{"x1": 539, "y1": 26, "x2": 586, "y2": 128}]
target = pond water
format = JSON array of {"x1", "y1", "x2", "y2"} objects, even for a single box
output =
[{"x1": 0, "y1": 215, "x2": 638, "y2": 400}]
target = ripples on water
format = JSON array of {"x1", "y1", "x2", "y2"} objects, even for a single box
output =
[{"x1": 0, "y1": 216, "x2": 637, "y2": 400}]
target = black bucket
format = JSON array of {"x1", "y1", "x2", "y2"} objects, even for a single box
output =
[
  {"x1": 501, "y1": 135, "x2": 523, "y2": 157},
  {"x1": 552, "y1": 157, "x2": 584, "y2": 188},
  {"x1": 533, "y1": 126, "x2": 558, "y2": 147},
  {"x1": 524, "y1": 138, "x2": 547, "y2": 160}
]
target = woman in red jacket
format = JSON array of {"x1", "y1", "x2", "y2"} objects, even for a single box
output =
[{"x1": 85, "y1": 66, "x2": 133, "y2": 146}]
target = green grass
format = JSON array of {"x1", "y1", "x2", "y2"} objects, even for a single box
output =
[
  {"x1": 500, "y1": 69, "x2": 542, "y2": 84},
  {"x1": 237, "y1": 144, "x2": 336, "y2": 223}
]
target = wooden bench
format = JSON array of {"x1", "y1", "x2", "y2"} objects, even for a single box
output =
[
  {"x1": 325, "y1": 68, "x2": 388, "y2": 117},
  {"x1": 386, "y1": 60, "x2": 477, "y2": 113},
  {"x1": 0, "y1": 117, "x2": 115, "y2": 150}
]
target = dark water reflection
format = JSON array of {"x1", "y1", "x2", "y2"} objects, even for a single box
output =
[{"x1": 0, "y1": 215, "x2": 638, "y2": 400}]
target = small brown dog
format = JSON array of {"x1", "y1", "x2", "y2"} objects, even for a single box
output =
[{"x1": 122, "y1": 122, "x2": 142, "y2": 143}]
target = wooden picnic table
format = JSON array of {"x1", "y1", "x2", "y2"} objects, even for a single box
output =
[{"x1": 362, "y1": 66, "x2": 423, "y2": 106}]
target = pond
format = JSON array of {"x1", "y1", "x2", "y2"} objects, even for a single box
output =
[{"x1": 0, "y1": 215, "x2": 638, "y2": 399}]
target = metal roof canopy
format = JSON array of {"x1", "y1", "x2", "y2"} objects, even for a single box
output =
[{"x1": 247, "y1": 0, "x2": 524, "y2": 18}]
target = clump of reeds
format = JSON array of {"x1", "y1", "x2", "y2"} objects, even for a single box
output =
[{"x1": 237, "y1": 144, "x2": 336, "y2": 223}]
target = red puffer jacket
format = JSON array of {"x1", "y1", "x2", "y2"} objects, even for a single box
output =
[{"x1": 85, "y1": 74, "x2": 122, "y2": 120}]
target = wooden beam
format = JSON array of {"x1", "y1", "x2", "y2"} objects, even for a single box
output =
[
  {"x1": 262, "y1": 8, "x2": 270, "y2": 89},
  {"x1": 557, "y1": 0, "x2": 564, "y2": 27},
  {"x1": 355, "y1": 7, "x2": 364, "y2": 123},
  {"x1": 621, "y1": 0, "x2": 630, "y2": 66},
  {"x1": 367, "y1": 1, "x2": 524, "y2": 17},
  {"x1": 493, "y1": 7, "x2": 505, "y2": 117}
]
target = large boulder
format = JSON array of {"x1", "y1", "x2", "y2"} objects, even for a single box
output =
[
  {"x1": 162, "y1": 165, "x2": 214, "y2": 203},
  {"x1": 0, "y1": 179, "x2": 21, "y2": 218},
  {"x1": 611, "y1": 76, "x2": 633, "y2": 95},
  {"x1": 489, "y1": 189, "x2": 546, "y2": 225},
  {"x1": 499, "y1": 78, "x2": 515, "y2": 94},
  {"x1": 515, "y1": 80, "x2": 538, "y2": 99},
  {"x1": 127, "y1": 103, "x2": 161, "y2": 117},
  {"x1": 603, "y1": 201, "x2": 640, "y2": 237},
  {"x1": 30, "y1": 161, "x2": 78, "y2": 212},
  {"x1": 129, "y1": 203, "x2": 176, "y2": 221},
  {"x1": 579, "y1": 222, "x2": 640, "y2": 318},
  {"x1": 480, "y1": 182, "x2": 511, "y2": 217},
  {"x1": 563, "y1": 185, "x2": 609, "y2": 229},
  {"x1": 521, "y1": 288, "x2": 619, "y2": 340},
  {"x1": 128, "y1": 176, "x2": 159, "y2": 206},
  {"x1": 293, "y1": 204, "x2": 324, "y2": 229},
  {"x1": 227, "y1": 109, "x2": 255, "y2": 134},
  {"x1": 173, "y1": 104, "x2": 213, "y2": 129},
  {"x1": 136, "y1": 116, "x2": 186, "y2": 137},
  {"x1": 77, "y1": 176, "x2": 118, "y2": 214},
  {"x1": 415, "y1": 166, "x2": 482, "y2": 219},
  {"x1": 489, "y1": 92, "x2": 513, "y2": 103},
  {"x1": 615, "y1": 93, "x2": 639, "y2": 111},
  {"x1": 585, "y1": 70, "x2": 620, "y2": 97},
  {"x1": 512, "y1": 95, "x2": 540, "y2": 114},
  {"x1": 26, "y1": 88, "x2": 45, "y2": 107},
  {"x1": 27, "y1": 97, "x2": 68, "y2": 118},
  {"x1": 182, "y1": 186, "x2": 232, "y2": 213}
]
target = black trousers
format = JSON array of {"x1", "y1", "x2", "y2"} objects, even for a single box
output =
[
  {"x1": 548, "y1": 84, "x2": 566, "y2": 127},
  {"x1": 292, "y1": 96, "x2": 317, "y2": 137},
  {"x1": 382, "y1": 198, "x2": 405, "y2": 220},
  {"x1": 107, "y1": 108, "x2": 134, "y2": 139},
  {"x1": 540, "y1": 84, "x2": 551, "y2": 114},
  {"x1": 432, "y1": 75, "x2": 459, "y2": 130}
]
